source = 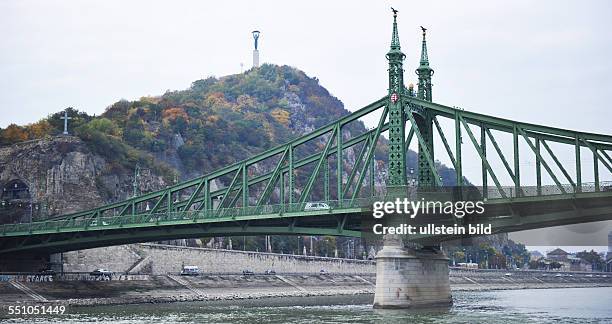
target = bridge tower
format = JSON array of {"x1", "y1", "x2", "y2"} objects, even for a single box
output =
[
  {"x1": 415, "y1": 27, "x2": 436, "y2": 188},
  {"x1": 416, "y1": 27, "x2": 433, "y2": 101},
  {"x1": 385, "y1": 8, "x2": 408, "y2": 194},
  {"x1": 373, "y1": 9, "x2": 451, "y2": 309}
]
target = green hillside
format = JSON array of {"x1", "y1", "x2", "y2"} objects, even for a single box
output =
[{"x1": 0, "y1": 64, "x2": 462, "y2": 190}]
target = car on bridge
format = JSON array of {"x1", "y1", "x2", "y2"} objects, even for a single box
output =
[
  {"x1": 304, "y1": 202, "x2": 331, "y2": 211},
  {"x1": 242, "y1": 269, "x2": 254, "y2": 276},
  {"x1": 89, "y1": 219, "x2": 109, "y2": 226}
]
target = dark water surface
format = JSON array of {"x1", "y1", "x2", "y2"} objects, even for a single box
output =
[{"x1": 2, "y1": 287, "x2": 611, "y2": 323}]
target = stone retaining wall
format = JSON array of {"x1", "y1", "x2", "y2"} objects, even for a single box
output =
[
  {"x1": 62, "y1": 245, "x2": 141, "y2": 272},
  {"x1": 62, "y1": 243, "x2": 376, "y2": 274}
]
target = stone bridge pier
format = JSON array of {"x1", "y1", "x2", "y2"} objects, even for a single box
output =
[
  {"x1": 373, "y1": 236, "x2": 451, "y2": 308},
  {"x1": 373, "y1": 8, "x2": 452, "y2": 309}
]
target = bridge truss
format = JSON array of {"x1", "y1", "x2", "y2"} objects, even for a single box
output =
[{"x1": 1, "y1": 12, "x2": 611, "y2": 254}]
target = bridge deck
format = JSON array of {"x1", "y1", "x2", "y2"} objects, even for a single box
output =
[{"x1": 2, "y1": 190, "x2": 611, "y2": 254}]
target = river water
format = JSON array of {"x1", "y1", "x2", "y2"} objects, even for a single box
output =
[{"x1": 3, "y1": 287, "x2": 611, "y2": 323}]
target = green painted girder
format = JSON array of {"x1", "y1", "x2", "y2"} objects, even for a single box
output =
[
  {"x1": 455, "y1": 110, "x2": 463, "y2": 186},
  {"x1": 601, "y1": 149, "x2": 612, "y2": 166},
  {"x1": 581, "y1": 138, "x2": 612, "y2": 173},
  {"x1": 485, "y1": 127, "x2": 516, "y2": 182},
  {"x1": 481, "y1": 123, "x2": 488, "y2": 198},
  {"x1": 404, "y1": 97, "x2": 611, "y2": 198},
  {"x1": 409, "y1": 97, "x2": 612, "y2": 144},
  {"x1": 2, "y1": 177, "x2": 612, "y2": 256},
  {"x1": 336, "y1": 122, "x2": 343, "y2": 204},
  {"x1": 299, "y1": 124, "x2": 338, "y2": 203},
  {"x1": 517, "y1": 127, "x2": 567, "y2": 194},
  {"x1": 6, "y1": 187, "x2": 611, "y2": 240},
  {"x1": 0, "y1": 226, "x2": 362, "y2": 254},
  {"x1": 459, "y1": 115, "x2": 506, "y2": 198},
  {"x1": 0, "y1": 199, "x2": 369, "y2": 254},
  {"x1": 540, "y1": 139, "x2": 576, "y2": 188},
  {"x1": 351, "y1": 105, "x2": 389, "y2": 202},
  {"x1": 343, "y1": 133, "x2": 372, "y2": 199},
  {"x1": 4, "y1": 190, "x2": 612, "y2": 254},
  {"x1": 432, "y1": 116, "x2": 457, "y2": 170},
  {"x1": 406, "y1": 108, "x2": 442, "y2": 186},
  {"x1": 1, "y1": 197, "x2": 373, "y2": 238},
  {"x1": 256, "y1": 146, "x2": 289, "y2": 206},
  {"x1": 483, "y1": 189, "x2": 612, "y2": 205}
]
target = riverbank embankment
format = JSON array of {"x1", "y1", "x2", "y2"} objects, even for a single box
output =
[{"x1": 1, "y1": 271, "x2": 611, "y2": 307}]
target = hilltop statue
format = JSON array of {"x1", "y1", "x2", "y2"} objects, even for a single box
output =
[
  {"x1": 60, "y1": 109, "x2": 72, "y2": 135},
  {"x1": 252, "y1": 30, "x2": 261, "y2": 68}
]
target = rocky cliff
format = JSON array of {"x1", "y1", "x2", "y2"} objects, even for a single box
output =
[{"x1": 0, "y1": 136, "x2": 166, "y2": 223}]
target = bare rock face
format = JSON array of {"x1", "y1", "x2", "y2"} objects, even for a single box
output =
[
  {"x1": 45, "y1": 151, "x2": 104, "y2": 206},
  {"x1": 0, "y1": 136, "x2": 166, "y2": 223}
]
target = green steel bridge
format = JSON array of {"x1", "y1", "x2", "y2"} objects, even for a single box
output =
[{"x1": 2, "y1": 13, "x2": 612, "y2": 255}]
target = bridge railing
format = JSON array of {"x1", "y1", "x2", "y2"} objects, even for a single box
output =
[
  {"x1": 478, "y1": 181, "x2": 612, "y2": 200},
  {"x1": 0, "y1": 197, "x2": 379, "y2": 236}
]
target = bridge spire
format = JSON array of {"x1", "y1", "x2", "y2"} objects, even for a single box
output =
[
  {"x1": 390, "y1": 8, "x2": 401, "y2": 52},
  {"x1": 414, "y1": 26, "x2": 436, "y2": 188},
  {"x1": 416, "y1": 26, "x2": 434, "y2": 101},
  {"x1": 386, "y1": 7, "x2": 407, "y2": 189},
  {"x1": 419, "y1": 26, "x2": 429, "y2": 66}
]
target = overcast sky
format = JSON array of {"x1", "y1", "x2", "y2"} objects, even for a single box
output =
[
  {"x1": 1, "y1": 1, "x2": 611, "y2": 251},
  {"x1": 2, "y1": 0, "x2": 611, "y2": 132},
  {"x1": 2, "y1": 1, "x2": 611, "y2": 181}
]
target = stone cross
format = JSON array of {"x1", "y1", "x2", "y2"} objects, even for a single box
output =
[{"x1": 60, "y1": 110, "x2": 72, "y2": 135}]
